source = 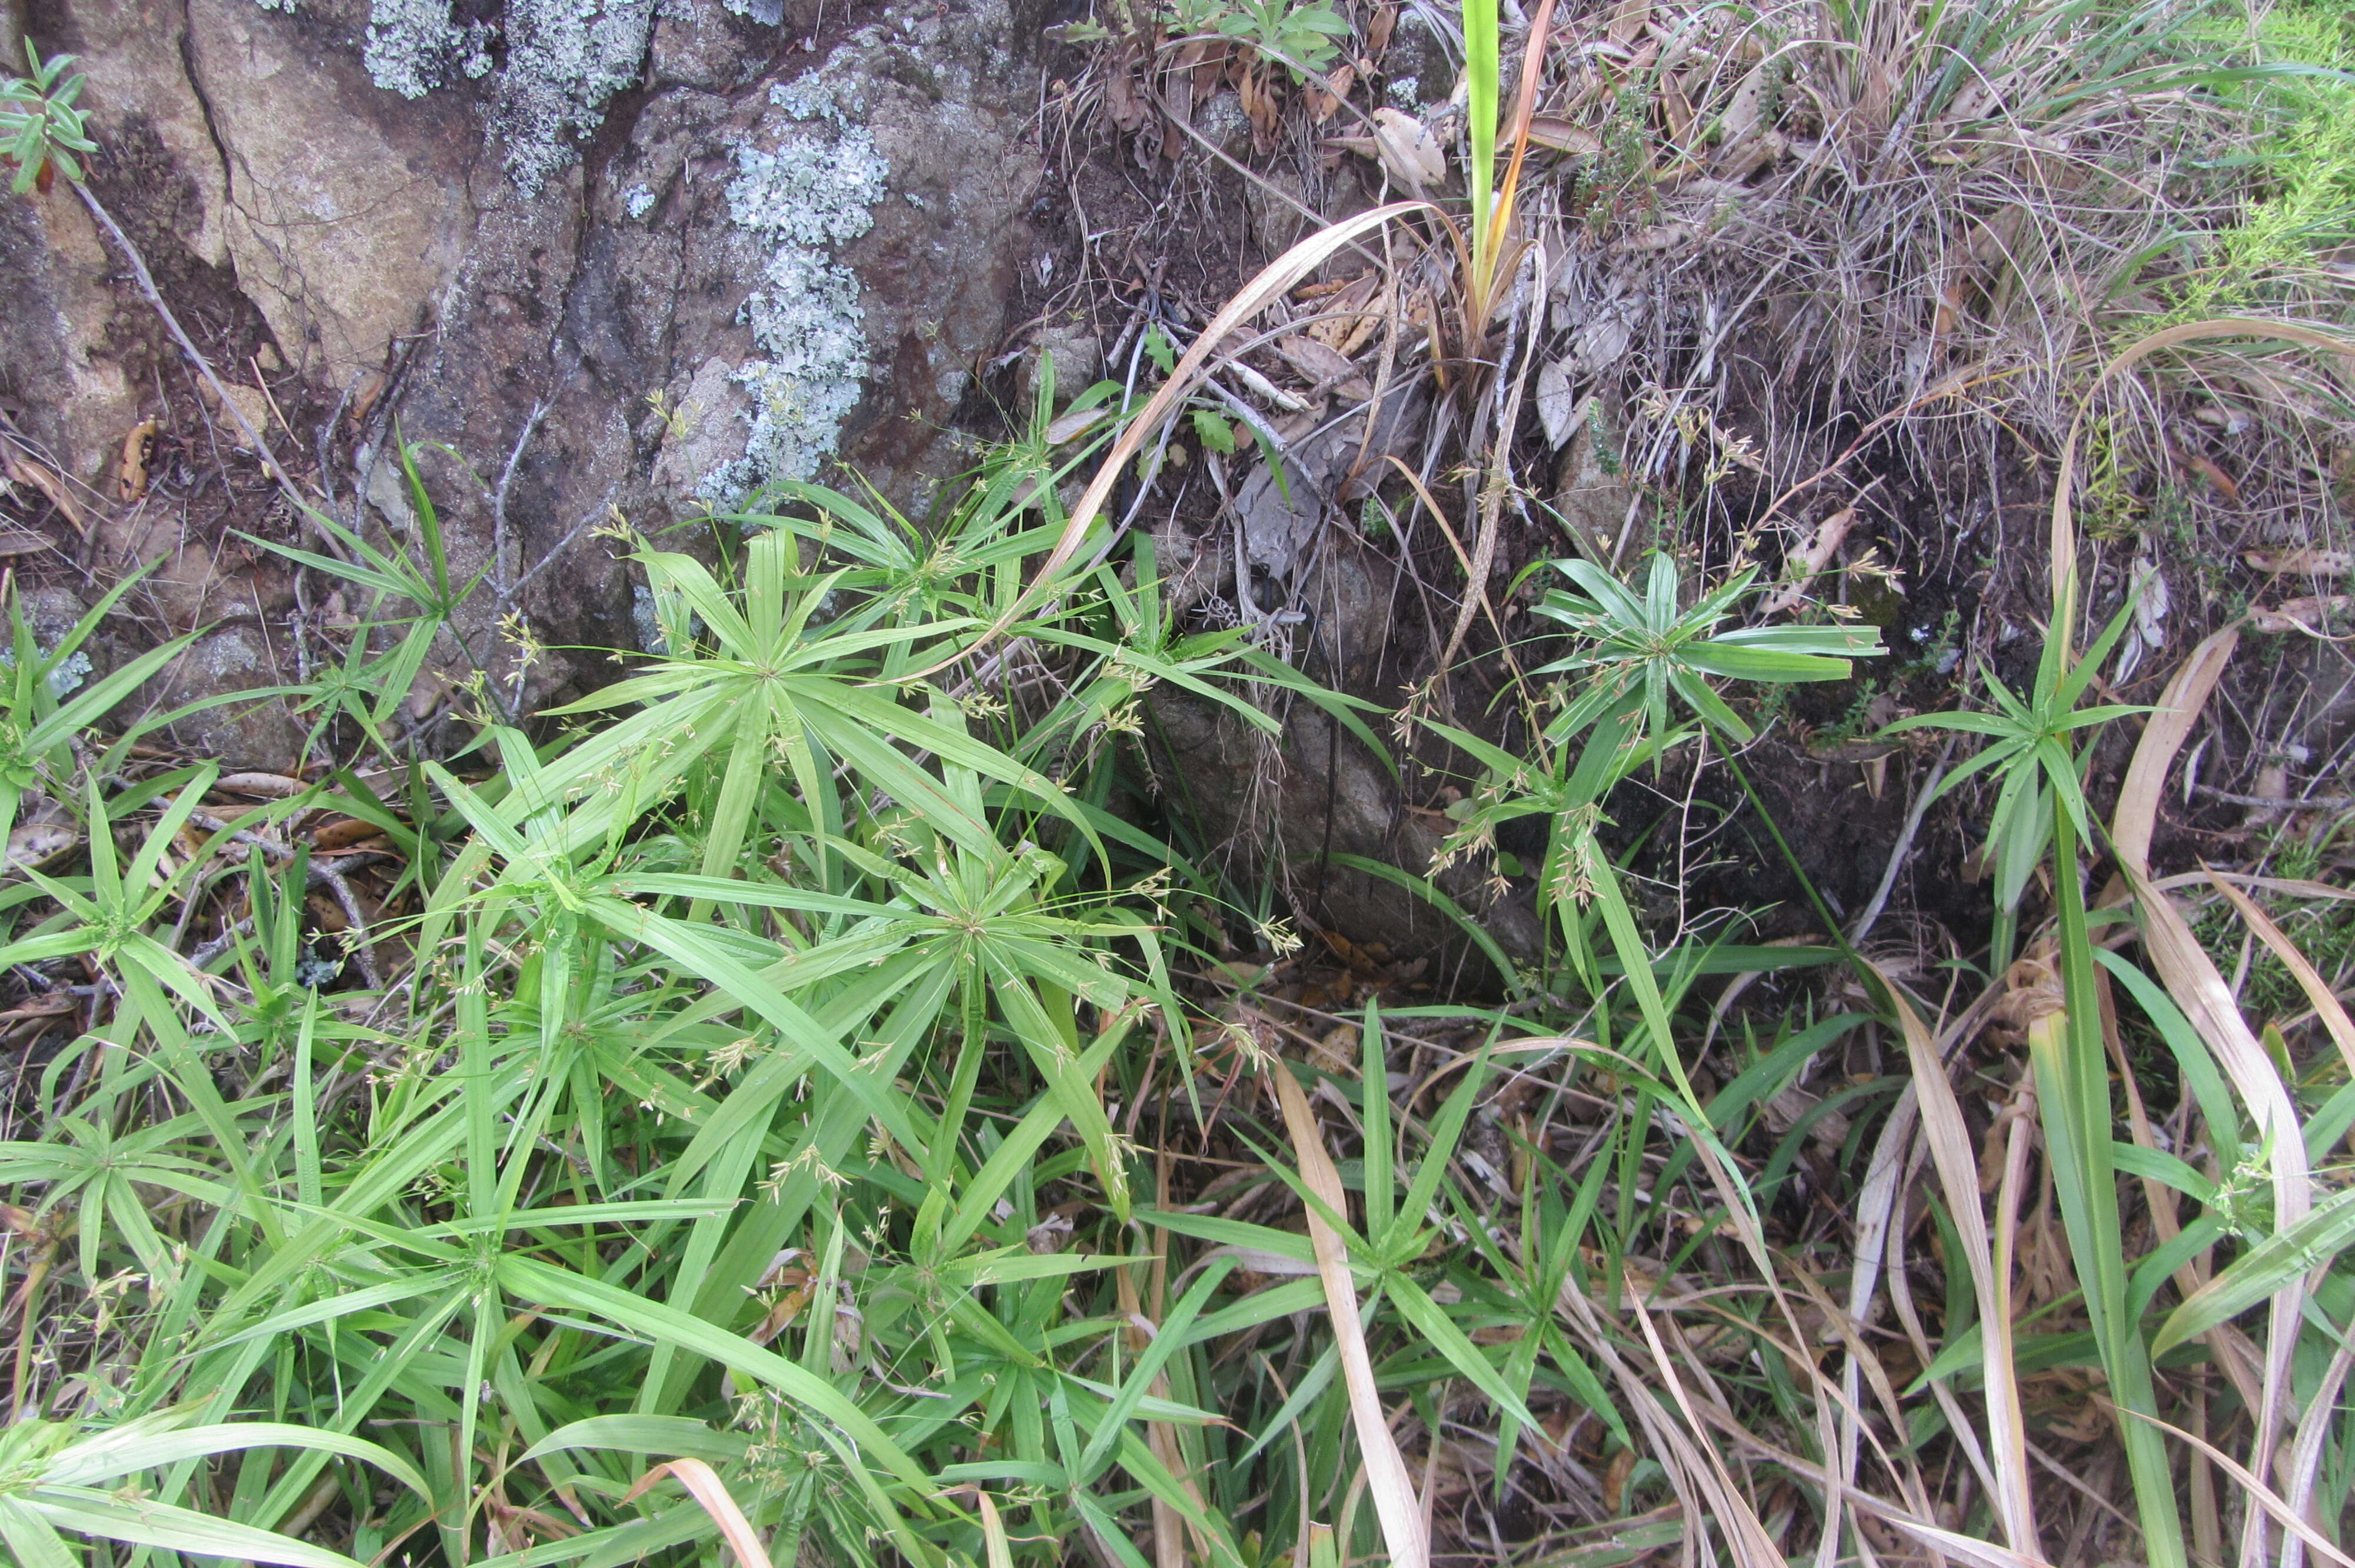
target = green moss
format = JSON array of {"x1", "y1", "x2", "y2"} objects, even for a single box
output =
[{"x1": 2148, "y1": 0, "x2": 2355, "y2": 321}]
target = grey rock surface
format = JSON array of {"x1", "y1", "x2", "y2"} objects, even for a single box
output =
[{"x1": 2, "y1": 0, "x2": 1049, "y2": 755}]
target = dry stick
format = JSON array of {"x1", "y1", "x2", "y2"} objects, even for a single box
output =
[
  {"x1": 1847, "y1": 736, "x2": 1954, "y2": 946},
  {"x1": 489, "y1": 398, "x2": 553, "y2": 604},
  {"x1": 2194, "y1": 785, "x2": 2354, "y2": 811}
]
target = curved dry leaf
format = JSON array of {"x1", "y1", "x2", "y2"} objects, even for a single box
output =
[
  {"x1": 1369, "y1": 107, "x2": 1445, "y2": 188},
  {"x1": 216, "y1": 772, "x2": 310, "y2": 799},
  {"x1": 311, "y1": 818, "x2": 392, "y2": 854},
  {"x1": 0, "y1": 447, "x2": 87, "y2": 534},
  {"x1": 2112, "y1": 624, "x2": 2237, "y2": 878},
  {"x1": 1046, "y1": 406, "x2": 1112, "y2": 446},
  {"x1": 1524, "y1": 115, "x2": 1602, "y2": 155},
  {"x1": 1535, "y1": 360, "x2": 1582, "y2": 450},
  {"x1": 5, "y1": 822, "x2": 78, "y2": 873},
  {"x1": 2246, "y1": 548, "x2": 2352, "y2": 576},
  {"x1": 2250, "y1": 594, "x2": 2353, "y2": 633},
  {"x1": 1273, "y1": 333, "x2": 1362, "y2": 391},
  {"x1": 622, "y1": 1460, "x2": 771, "y2": 1568},
  {"x1": 118, "y1": 418, "x2": 157, "y2": 502},
  {"x1": 1719, "y1": 62, "x2": 1767, "y2": 142}
]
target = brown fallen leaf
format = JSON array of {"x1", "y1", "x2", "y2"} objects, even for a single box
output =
[
  {"x1": 0, "y1": 533, "x2": 55, "y2": 559},
  {"x1": 216, "y1": 772, "x2": 310, "y2": 798},
  {"x1": 1104, "y1": 58, "x2": 1149, "y2": 132},
  {"x1": 2170, "y1": 443, "x2": 2240, "y2": 501},
  {"x1": 312, "y1": 816, "x2": 393, "y2": 853},
  {"x1": 1306, "y1": 62, "x2": 1354, "y2": 122},
  {"x1": 1524, "y1": 115, "x2": 1603, "y2": 155},
  {"x1": 2245, "y1": 548, "x2": 2351, "y2": 576},
  {"x1": 117, "y1": 418, "x2": 158, "y2": 501},
  {"x1": 1250, "y1": 69, "x2": 1289, "y2": 138},
  {"x1": 2250, "y1": 594, "x2": 2353, "y2": 633},
  {"x1": 1273, "y1": 334, "x2": 1372, "y2": 400},
  {"x1": 0, "y1": 447, "x2": 87, "y2": 534},
  {"x1": 1368, "y1": 107, "x2": 1444, "y2": 187},
  {"x1": 1303, "y1": 271, "x2": 1384, "y2": 356},
  {"x1": 5, "y1": 822, "x2": 79, "y2": 872},
  {"x1": 1045, "y1": 406, "x2": 1111, "y2": 446},
  {"x1": 0, "y1": 994, "x2": 79, "y2": 1025}
]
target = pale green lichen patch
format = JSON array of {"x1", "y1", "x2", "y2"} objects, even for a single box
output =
[
  {"x1": 268, "y1": 0, "x2": 652, "y2": 191},
  {"x1": 361, "y1": 0, "x2": 493, "y2": 99},
  {"x1": 701, "y1": 75, "x2": 890, "y2": 502},
  {"x1": 493, "y1": 0, "x2": 656, "y2": 192}
]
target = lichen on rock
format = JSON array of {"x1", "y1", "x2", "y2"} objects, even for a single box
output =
[
  {"x1": 263, "y1": 0, "x2": 655, "y2": 191},
  {"x1": 495, "y1": 0, "x2": 659, "y2": 191},
  {"x1": 361, "y1": 0, "x2": 493, "y2": 100},
  {"x1": 699, "y1": 74, "x2": 889, "y2": 501}
]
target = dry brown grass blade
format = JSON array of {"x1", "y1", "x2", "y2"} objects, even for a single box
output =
[
  {"x1": 1117, "y1": 1266, "x2": 1199, "y2": 1568},
  {"x1": 2112, "y1": 624, "x2": 2240, "y2": 878},
  {"x1": 2053, "y1": 321, "x2": 2355, "y2": 652},
  {"x1": 1690, "y1": 1397, "x2": 2057, "y2": 1568},
  {"x1": 2286, "y1": 1341, "x2": 2355, "y2": 1568},
  {"x1": 2127, "y1": 862, "x2": 2311, "y2": 1554},
  {"x1": 1670, "y1": 1131, "x2": 1871, "y2": 1564},
  {"x1": 1615, "y1": 1285, "x2": 1789, "y2": 1568},
  {"x1": 2121, "y1": 1410, "x2": 2355, "y2": 1568},
  {"x1": 2205, "y1": 870, "x2": 2355, "y2": 1080},
  {"x1": 622, "y1": 1460, "x2": 773, "y2": 1568},
  {"x1": 911, "y1": 201, "x2": 1435, "y2": 682},
  {"x1": 977, "y1": 1487, "x2": 1016, "y2": 1568},
  {"x1": 2154, "y1": 871, "x2": 2355, "y2": 901},
  {"x1": 1875, "y1": 966, "x2": 2041, "y2": 1556},
  {"x1": 1488, "y1": 0, "x2": 1562, "y2": 266},
  {"x1": 1269, "y1": 1064, "x2": 1429, "y2": 1568}
]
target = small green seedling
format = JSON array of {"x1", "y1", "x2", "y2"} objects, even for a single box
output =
[{"x1": 0, "y1": 46, "x2": 97, "y2": 195}]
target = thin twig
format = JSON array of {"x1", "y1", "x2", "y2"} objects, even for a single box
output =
[
  {"x1": 1850, "y1": 737, "x2": 1955, "y2": 946},
  {"x1": 490, "y1": 399, "x2": 553, "y2": 603},
  {"x1": 505, "y1": 487, "x2": 616, "y2": 604},
  {"x1": 2194, "y1": 784, "x2": 2353, "y2": 811}
]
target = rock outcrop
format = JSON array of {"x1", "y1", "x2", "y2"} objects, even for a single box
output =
[{"x1": 1, "y1": 0, "x2": 1049, "y2": 755}]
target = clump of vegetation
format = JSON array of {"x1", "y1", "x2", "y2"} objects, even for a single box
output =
[{"x1": 8, "y1": 4, "x2": 2355, "y2": 1567}]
